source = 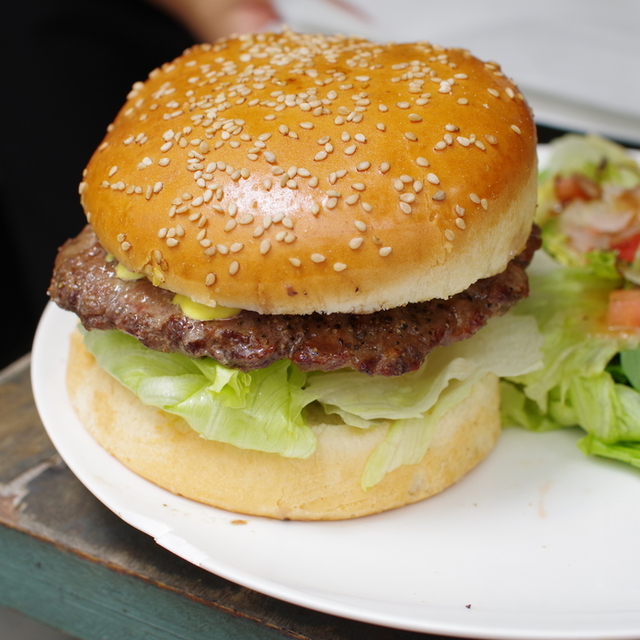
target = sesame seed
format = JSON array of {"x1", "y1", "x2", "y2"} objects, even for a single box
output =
[
  {"x1": 260, "y1": 239, "x2": 271, "y2": 255},
  {"x1": 349, "y1": 237, "x2": 364, "y2": 249},
  {"x1": 325, "y1": 197, "x2": 338, "y2": 209},
  {"x1": 457, "y1": 136, "x2": 471, "y2": 147},
  {"x1": 511, "y1": 124, "x2": 522, "y2": 135},
  {"x1": 455, "y1": 205, "x2": 465, "y2": 216},
  {"x1": 311, "y1": 203, "x2": 321, "y2": 215},
  {"x1": 380, "y1": 162, "x2": 390, "y2": 173},
  {"x1": 379, "y1": 247, "x2": 392, "y2": 257},
  {"x1": 400, "y1": 193, "x2": 416, "y2": 203},
  {"x1": 344, "y1": 144, "x2": 357, "y2": 155},
  {"x1": 413, "y1": 180, "x2": 423, "y2": 193},
  {"x1": 120, "y1": 241, "x2": 131, "y2": 251},
  {"x1": 487, "y1": 88, "x2": 500, "y2": 98},
  {"x1": 444, "y1": 229, "x2": 455, "y2": 241},
  {"x1": 289, "y1": 258, "x2": 301, "y2": 267},
  {"x1": 456, "y1": 218, "x2": 466, "y2": 229},
  {"x1": 357, "y1": 161, "x2": 370, "y2": 171},
  {"x1": 432, "y1": 190, "x2": 446, "y2": 201},
  {"x1": 415, "y1": 157, "x2": 429, "y2": 167},
  {"x1": 361, "y1": 202, "x2": 372, "y2": 212},
  {"x1": 346, "y1": 194, "x2": 360, "y2": 205},
  {"x1": 354, "y1": 134, "x2": 366, "y2": 143},
  {"x1": 229, "y1": 261, "x2": 239, "y2": 275},
  {"x1": 264, "y1": 151, "x2": 277, "y2": 163},
  {"x1": 300, "y1": 121, "x2": 314, "y2": 129},
  {"x1": 314, "y1": 150, "x2": 328, "y2": 161},
  {"x1": 434, "y1": 141, "x2": 447, "y2": 150},
  {"x1": 469, "y1": 193, "x2": 481, "y2": 204},
  {"x1": 393, "y1": 179, "x2": 404, "y2": 192},
  {"x1": 205, "y1": 273, "x2": 216, "y2": 286},
  {"x1": 481, "y1": 198, "x2": 489, "y2": 210},
  {"x1": 224, "y1": 219, "x2": 237, "y2": 231},
  {"x1": 485, "y1": 134, "x2": 498, "y2": 145},
  {"x1": 400, "y1": 202, "x2": 412, "y2": 214},
  {"x1": 378, "y1": 104, "x2": 388, "y2": 112},
  {"x1": 457, "y1": 98, "x2": 469, "y2": 105},
  {"x1": 230, "y1": 243, "x2": 243, "y2": 253},
  {"x1": 396, "y1": 102, "x2": 410, "y2": 109},
  {"x1": 408, "y1": 114, "x2": 422, "y2": 122},
  {"x1": 426, "y1": 173, "x2": 440, "y2": 185},
  {"x1": 166, "y1": 237, "x2": 179, "y2": 247},
  {"x1": 352, "y1": 182, "x2": 365, "y2": 191},
  {"x1": 333, "y1": 262, "x2": 347, "y2": 272},
  {"x1": 311, "y1": 253, "x2": 326, "y2": 263}
]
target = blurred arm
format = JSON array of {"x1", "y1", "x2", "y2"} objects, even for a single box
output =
[{"x1": 147, "y1": 0, "x2": 279, "y2": 42}]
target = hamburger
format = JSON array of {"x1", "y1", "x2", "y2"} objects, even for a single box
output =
[{"x1": 49, "y1": 29, "x2": 541, "y2": 520}]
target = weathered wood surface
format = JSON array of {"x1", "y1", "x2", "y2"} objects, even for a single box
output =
[{"x1": 0, "y1": 356, "x2": 445, "y2": 640}]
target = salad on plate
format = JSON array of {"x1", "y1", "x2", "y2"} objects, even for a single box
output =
[{"x1": 503, "y1": 134, "x2": 640, "y2": 467}]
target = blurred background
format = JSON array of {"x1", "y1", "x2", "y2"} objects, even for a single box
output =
[
  {"x1": 2, "y1": 1, "x2": 640, "y2": 637},
  {"x1": 2, "y1": 0, "x2": 640, "y2": 371}
]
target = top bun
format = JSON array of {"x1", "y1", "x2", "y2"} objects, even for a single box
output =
[{"x1": 80, "y1": 29, "x2": 537, "y2": 315}]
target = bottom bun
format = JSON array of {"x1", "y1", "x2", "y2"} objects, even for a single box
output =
[{"x1": 67, "y1": 330, "x2": 501, "y2": 520}]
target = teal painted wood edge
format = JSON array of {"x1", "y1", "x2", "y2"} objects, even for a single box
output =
[{"x1": 0, "y1": 525, "x2": 289, "y2": 640}]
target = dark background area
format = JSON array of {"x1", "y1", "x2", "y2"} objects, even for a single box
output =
[
  {"x1": 0, "y1": 0, "x2": 196, "y2": 370},
  {"x1": 0, "y1": 3, "x2": 635, "y2": 371}
]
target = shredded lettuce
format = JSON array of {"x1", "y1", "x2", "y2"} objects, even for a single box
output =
[{"x1": 83, "y1": 311, "x2": 543, "y2": 489}]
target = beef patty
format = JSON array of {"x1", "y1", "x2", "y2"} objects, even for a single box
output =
[{"x1": 49, "y1": 225, "x2": 540, "y2": 376}]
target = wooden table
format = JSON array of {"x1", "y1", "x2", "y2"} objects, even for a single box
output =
[{"x1": 0, "y1": 355, "x2": 447, "y2": 640}]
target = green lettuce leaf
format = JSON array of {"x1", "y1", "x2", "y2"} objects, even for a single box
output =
[
  {"x1": 83, "y1": 328, "x2": 317, "y2": 458},
  {"x1": 543, "y1": 134, "x2": 640, "y2": 189},
  {"x1": 302, "y1": 314, "x2": 543, "y2": 488},
  {"x1": 501, "y1": 266, "x2": 640, "y2": 468}
]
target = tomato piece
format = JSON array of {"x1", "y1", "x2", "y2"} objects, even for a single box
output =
[
  {"x1": 611, "y1": 234, "x2": 640, "y2": 263},
  {"x1": 608, "y1": 289, "x2": 640, "y2": 329},
  {"x1": 554, "y1": 174, "x2": 601, "y2": 204}
]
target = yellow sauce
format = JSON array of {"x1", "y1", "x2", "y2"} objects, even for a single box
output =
[
  {"x1": 172, "y1": 294, "x2": 241, "y2": 320},
  {"x1": 115, "y1": 263, "x2": 145, "y2": 281}
]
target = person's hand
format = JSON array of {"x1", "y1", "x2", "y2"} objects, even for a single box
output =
[{"x1": 149, "y1": 0, "x2": 280, "y2": 43}]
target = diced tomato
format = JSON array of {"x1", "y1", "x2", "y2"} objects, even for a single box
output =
[
  {"x1": 608, "y1": 289, "x2": 640, "y2": 329},
  {"x1": 611, "y1": 234, "x2": 640, "y2": 263}
]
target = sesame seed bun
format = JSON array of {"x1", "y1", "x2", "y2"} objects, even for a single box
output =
[
  {"x1": 67, "y1": 330, "x2": 501, "y2": 520},
  {"x1": 80, "y1": 29, "x2": 537, "y2": 315}
]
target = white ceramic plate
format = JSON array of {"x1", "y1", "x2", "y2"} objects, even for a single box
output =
[
  {"x1": 31, "y1": 145, "x2": 640, "y2": 638},
  {"x1": 32, "y1": 302, "x2": 640, "y2": 640}
]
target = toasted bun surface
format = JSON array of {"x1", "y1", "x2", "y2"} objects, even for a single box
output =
[
  {"x1": 80, "y1": 29, "x2": 537, "y2": 315},
  {"x1": 67, "y1": 330, "x2": 501, "y2": 520}
]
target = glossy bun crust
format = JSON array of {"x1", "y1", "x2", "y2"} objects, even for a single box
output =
[
  {"x1": 67, "y1": 331, "x2": 501, "y2": 520},
  {"x1": 80, "y1": 29, "x2": 537, "y2": 315}
]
